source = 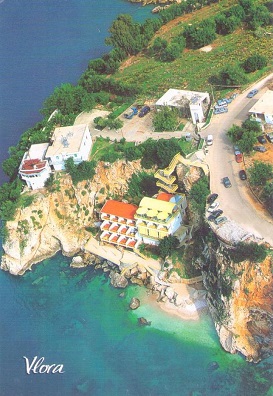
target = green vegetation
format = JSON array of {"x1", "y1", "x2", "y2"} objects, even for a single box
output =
[
  {"x1": 153, "y1": 107, "x2": 179, "y2": 131},
  {"x1": 126, "y1": 172, "x2": 157, "y2": 204},
  {"x1": 243, "y1": 54, "x2": 267, "y2": 72},
  {"x1": 249, "y1": 161, "x2": 273, "y2": 186},
  {"x1": 229, "y1": 241, "x2": 267, "y2": 263},
  {"x1": 159, "y1": 235, "x2": 179, "y2": 259},
  {"x1": 189, "y1": 176, "x2": 210, "y2": 214},
  {"x1": 227, "y1": 119, "x2": 262, "y2": 153},
  {"x1": 65, "y1": 157, "x2": 96, "y2": 185}
]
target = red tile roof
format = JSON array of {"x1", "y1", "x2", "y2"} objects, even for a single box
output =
[
  {"x1": 101, "y1": 200, "x2": 138, "y2": 220},
  {"x1": 20, "y1": 159, "x2": 47, "y2": 174},
  {"x1": 157, "y1": 192, "x2": 174, "y2": 202}
]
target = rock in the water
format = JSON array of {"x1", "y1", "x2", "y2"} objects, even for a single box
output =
[
  {"x1": 119, "y1": 292, "x2": 125, "y2": 298},
  {"x1": 207, "y1": 361, "x2": 219, "y2": 372},
  {"x1": 71, "y1": 256, "x2": 85, "y2": 268},
  {"x1": 129, "y1": 297, "x2": 140, "y2": 310},
  {"x1": 138, "y1": 317, "x2": 151, "y2": 326},
  {"x1": 110, "y1": 272, "x2": 128, "y2": 288}
]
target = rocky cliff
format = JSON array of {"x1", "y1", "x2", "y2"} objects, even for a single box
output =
[
  {"x1": 1, "y1": 160, "x2": 142, "y2": 275},
  {"x1": 202, "y1": 243, "x2": 273, "y2": 362},
  {"x1": 128, "y1": 0, "x2": 180, "y2": 4}
]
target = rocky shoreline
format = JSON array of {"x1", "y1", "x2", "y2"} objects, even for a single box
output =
[{"x1": 71, "y1": 251, "x2": 208, "y2": 322}]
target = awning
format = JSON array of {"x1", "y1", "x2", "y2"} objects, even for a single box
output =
[
  {"x1": 157, "y1": 211, "x2": 169, "y2": 220},
  {"x1": 136, "y1": 207, "x2": 147, "y2": 215}
]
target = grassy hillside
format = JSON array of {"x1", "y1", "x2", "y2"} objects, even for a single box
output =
[{"x1": 113, "y1": 1, "x2": 273, "y2": 100}]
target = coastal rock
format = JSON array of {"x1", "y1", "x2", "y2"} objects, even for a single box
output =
[
  {"x1": 130, "y1": 266, "x2": 139, "y2": 276},
  {"x1": 207, "y1": 361, "x2": 219, "y2": 372},
  {"x1": 138, "y1": 317, "x2": 151, "y2": 326},
  {"x1": 109, "y1": 272, "x2": 128, "y2": 288},
  {"x1": 130, "y1": 277, "x2": 144, "y2": 286},
  {"x1": 175, "y1": 295, "x2": 185, "y2": 306},
  {"x1": 71, "y1": 256, "x2": 85, "y2": 268},
  {"x1": 165, "y1": 287, "x2": 175, "y2": 301},
  {"x1": 129, "y1": 297, "x2": 140, "y2": 310}
]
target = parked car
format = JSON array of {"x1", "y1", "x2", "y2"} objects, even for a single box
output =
[
  {"x1": 223, "y1": 177, "x2": 232, "y2": 188},
  {"x1": 207, "y1": 201, "x2": 220, "y2": 212},
  {"x1": 266, "y1": 133, "x2": 273, "y2": 143},
  {"x1": 214, "y1": 216, "x2": 227, "y2": 225},
  {"x1": 124, "y1": 106, "x2": 138, "y2": 119},
  {"x1": 235, "y1": 153, "x2": 243, "y2": 163},
  {"x1": 138, "y1": 105, "x2": 150, "y2": 117},
  {"x1": 211, "y1": 209, "x2": 223, "y2": 218},
  {"x1": 233, "y1": 145, "x2": 240, "y2": 154},
  {"x1": 239, "y1": 170, "x2": 247, "y2": 180},
  {"x1": 207, "y1": 193, "x2": 218, "y2": 204},
  {"x1": 253, "y1": 146, "x2": 267, "y2": 152},
  {"x1": 257, "y1": 135, "x2": 266, "y2": 144},
  {"x1": 217, "y1": 99, "x2": 228, "y2": 106},
  {"x1": 213, "y1": 107, "x2": 228, "y2": 115},
  {"x1": 247, "y1": 89, "x2": 258, "y2": 98},
  {"x1": 206, "y1": 134, "x2": 213, "y2": 146},
  {"x1": 222, "y1": 97, "x2": 232, "y2": 104}
]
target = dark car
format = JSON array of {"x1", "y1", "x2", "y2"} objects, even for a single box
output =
[
  {"x1": 207, "y1": 193, "x2": 218, "y2": 204},
  {"x1": 214, "y1": 216, "x2": 227, "y2": 225},
  {"x1": 253, "y1": 146, "x2": 267, "y2": 152},
  {"x1": 266, "y1": 133, "x2": 273, "y2": 143},
  {"x1": 257, "y1": 135, "x2": 266, "y2": 144},
  {"x1": 247, "y1": 89, "x2": 258, "y2": 98},
  {"x1": 239, "y1": 170, "x2": 247, "y2": 180},
  {"x1": 211, "y1": 209, "x2": 223, "y2": 218},
  {"x1": 138, "y1": 105, "x2": 150, "y2": 117},
  {"x1": 208, "y1": 209, "x2": 223, "y2": 221},
  {"x1": 223, "y1": 177, "x2": 232, "y2": 188}
]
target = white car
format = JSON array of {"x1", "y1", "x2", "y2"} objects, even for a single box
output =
[
  {"x1": 207, "y1": 201, "x2": 219, "y2": 212},
  {"x1": 206, "y1": 135, "x2": 213, "y2": 146}
]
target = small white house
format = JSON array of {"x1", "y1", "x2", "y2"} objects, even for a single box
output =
[
  {"x1": 19, "y1": 143, "x2": 51, "y2": 190},
  {"x1": 248, "y1": 90, "x2": 273, "y2": 125},
  {"x1": 46, "y1": 124, "x2": 92, "y2": 171},
  {"x1": 155, "y1": 89, "x2": 210, "y2": 124}
]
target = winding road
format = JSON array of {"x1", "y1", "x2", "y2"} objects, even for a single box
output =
[{"x1": 203, "y1": 73, "x2": 273, "y2": 246}]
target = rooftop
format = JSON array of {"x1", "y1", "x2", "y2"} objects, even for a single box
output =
[
  {"x1": 46, "y1": 124, "x2": 89, "y2": 157},
  {"x1": 157, "y1": 192, "x2": 174, "y2": 202},
  {"x1": 249, "y1": 90, "x2": 273, "y2": 115},
  {"x1": 136, "y1": 197, "x2": 177, "y2": 216},
  {"x1": 101, "y1": 200, "x2": 138, "y2": 220},
  {"x1": 155, "y1": 89, "x2": 209, "y2": 108},
  {"x1": 20, "y1": 159, "x2": 47, "y2": 174}
]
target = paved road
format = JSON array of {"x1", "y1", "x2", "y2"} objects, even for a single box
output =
[{"x1": 203, "y1": 73, "x2": 273, "y2": 246}]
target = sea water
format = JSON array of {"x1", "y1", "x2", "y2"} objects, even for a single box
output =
[
  {"x1": 1, "y1": 1, "x2": 273, "y2": 394},
  {"x1": 0, "y1": 254, "x2": 272, "y2": 396}
]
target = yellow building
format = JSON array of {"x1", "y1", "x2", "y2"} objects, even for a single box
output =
[{"x1": 134, "y1": 193, "x2": 188, "y2": 245}]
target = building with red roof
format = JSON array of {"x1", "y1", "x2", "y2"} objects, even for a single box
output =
[
  {"x1": 19, "y1": 143, "x2": 51, "y2": 190},
  {"x1": 100, "y1": 200, "x2": 140, "y2": 249}
]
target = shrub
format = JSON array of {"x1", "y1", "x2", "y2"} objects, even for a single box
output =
[
  {"x1": 243, "y1": 54, "x2": 267, "y2": 73},
  {"x1": 189, "y1": 176, "x2": 210, "y2": 215},
  {"x1": 249, "y1": 161, "x2": 273, "y2": 187},
  {"x1": 230, "y1": 242, "x2": 267, "y2": 263},
  {"x1": 159, "y1": 235, "x2": 179, "y2": 259}
]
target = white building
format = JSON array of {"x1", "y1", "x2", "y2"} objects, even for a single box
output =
[
  {"x1": 155, "y1": 89, "x2": 210, "y2": 124},
  {"x1": 46, "y1": 124, "x2": 92, "y2": 171},
  {"x1": 248, "y1": 90, "x2": 273, "y2": 125},
  {"x1": 19, "y1": 143, "x2": 51, "y2": 190}
]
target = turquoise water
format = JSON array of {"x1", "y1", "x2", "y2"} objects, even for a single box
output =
[{"x1": 0, "y1": 254, "x2": 272, "y2": 395}]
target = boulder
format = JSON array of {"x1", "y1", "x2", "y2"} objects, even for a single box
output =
[
  {"x1": 110, "y1": 272, "x2": 128, "y2": 288},
  {"x1": 165, "y1": 287, "x2": 175, "y2": 300},
  {"x1": 175, "y1": 295, "x2": 185, "y2": 306},
  {"x1": 207, "y1": 361, "x2": 219, "y2": 372},
  {"x1": 130, "y1": 277, "x2": 144, "y2": 286},
  {"x1": 129, "y1": 297, "x2": 140, "y2": 310},
  {"x1": 138, "y1": 317, "x2": 151, "y2": 326},
  {"x1": 130, "y1": 266, "x2": 139, "y2": 276},
  {"x1": 70, "y1": 256, "x2": 85, "y2": 268}
]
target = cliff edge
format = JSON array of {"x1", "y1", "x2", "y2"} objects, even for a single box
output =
[{"x1": 202, "y1": 244, "x2": 273, "y2": 362}]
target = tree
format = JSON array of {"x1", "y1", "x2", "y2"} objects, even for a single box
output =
[
  {"x1": 65, "y1": 157, "x2": 96, "y2": 185},
  {"x1": 246, "y1": 5, "x2": 271, "y2": 30},
  {"x1": 249, "y1": 161, "x2": 273, "y2": 186},
  {"x1": 183, "y1": 18, "x2": 216, "y2": 49},
  {"x1": 215, "y1": 14, "x2": 241, "y2": 35},
  {"x1": 189, "y1": 176, "x2": 210, "y2": 214},
  {"x1": 159, "y1": 235, "x2": 179, "y2": 259},
  {"x1": 126, "y1": 172, "x2": 157, "y2": 203},
  {"x1": 124, "y1": 146, "x2": 142, "y2": 162},
  {"x1": 227, "y1": 125, "x2": 244, "y2": 142},
  {"x1": 238, "y1": 130, "x2": 257, "y2": 153},
  {"x1": 243, "y1": 54, "x2": 267, "y2": 73},
  {"x1": 153, "y1": 107, "x2": 178, "y2": 132},
  {"x1": 230, "y1": 242, "x2": 267, "y2": 263},
  {"x1": 156, "y1": 138, "x2": 181, "y2": 168},
  {"x1": 263, "y1": 182, "x2": 273, "y2": 213},
  {"x1": 150, "y1": 37, "x2": 168, "y2": 57},
  {"x1": 161, "y1": 42, "x2": 182, "y2": 62},
  {"x1": 217, "y1": 64, "x2": 248, "y2": 86},
  {"x1": 241, "y1": 119, "x2": 261, "y2": 134}
]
